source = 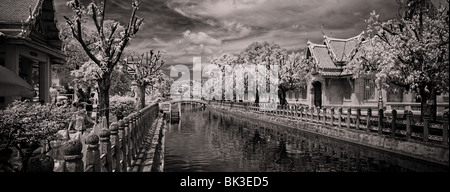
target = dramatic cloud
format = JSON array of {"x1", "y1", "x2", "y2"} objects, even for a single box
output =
[{"x1": 54, "y1": 0, "x2": 400, "y2": 69}]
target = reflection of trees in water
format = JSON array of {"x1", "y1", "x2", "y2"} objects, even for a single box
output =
[
  {"x1": 205, "y1": 111, "x2": 245, "y2": 162},
  {"x1": 206, "y1": 109, "x2": 447, "y2": 172}
]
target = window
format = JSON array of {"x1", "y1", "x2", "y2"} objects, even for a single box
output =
[
  {"x1": 387, "y1": 85, "x2": 404, "y2": 102},
  {"x1": 302, "y1": 89, "x2": 307, "y2": 100},
  {"x1": 294, "y1": 90, "x2": 300, "y2": 100},
  {"x1": 343, "y1": 80, "x2": 352, "y2": 100},
  {"x1": 363, "y1": 79, "x2": 376, "y2": 100}
]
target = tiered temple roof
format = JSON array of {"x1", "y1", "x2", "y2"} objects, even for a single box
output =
[
  {"x1": 0, "y1": 0, "x2": 64, "y2": 63},
  {"x1": 307, "y1": 32, "x2": 364, "y2": 77}
]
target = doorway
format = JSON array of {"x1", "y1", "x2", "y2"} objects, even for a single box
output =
[{"x1": 313, "y1": 81, "x2": 322, "y2": 108}]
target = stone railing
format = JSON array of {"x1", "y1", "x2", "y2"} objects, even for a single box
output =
[
  {"x1": 51, "y1": 103, "x2": 162, "y2": 172},
  {"x1": 210, "y1": 101, "x2": 449, "y2": 146}
]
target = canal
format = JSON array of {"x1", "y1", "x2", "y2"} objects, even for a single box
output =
[{"x1": 164, "y1": 104, "x2": 449, "y2": 172}]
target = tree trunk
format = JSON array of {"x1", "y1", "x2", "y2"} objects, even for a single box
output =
[
  {"x1": 135, "y1": 85, "x2": 146, "y2": 110},
  {"x1": 278, "y1": 86, "x2": 287, "y2": 106},
  {"x1": 420, "y1": 86, "x2": 437, "y2": 121},
  {"x1": 98, "y1": 78, "x2": 111, "y2": 125},
  {"x1": 255, "y1": 88, "x2": 259, "y2": 103}
]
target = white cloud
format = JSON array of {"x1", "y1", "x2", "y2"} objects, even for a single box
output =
[
  {"x1": 182, "y1": 30, "x2": 222, "y2": 45},
  {"x1": 221, "y1": 21, "x2": 252, "y2": 40}
]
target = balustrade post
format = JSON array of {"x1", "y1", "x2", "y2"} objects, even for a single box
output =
[
  {"x1": 423, "y1": 116, "x2": 430, "y2": 142},
  {"x1": 294, "y1": 105, "x2": 298, "y2": 119},
  {"x1": 85, "y1": 134, "x2": 100, "y2": 172},
  {"x1": 356, "y1": 108, "x2": 361, "y2": 130},
  {"x1": 299, "y1": 106, "x2": 303, "y2": 121},
  {"x1": 406, "y1": 110, "x2": 412, "y2": 140},
  {"x1": 378, "y1": 109, "x2": 384, "y2": 134},
  {"x1": 289, "y1": 105, "x2": 296, "y2": 119},
  {"x1": 99, "y1": 128, "x2": 112, "y2": 172},
  {"x1": 62, "y1": 140, "x2": 84, "y2": 172},
  {"x1": 109, "y1": 123, "x2": 121, "y2": 172},
  {"x1": 338, "y1": 108, "x2": 342, "y2": 128},
  {"x1": 124, "y1": 117, "x2": 133, "y2": 166},
  {"x1": 137, "y1": 112, "x2": 143, "y2": 146},
  {"x1": 330, "y1": 108, "x2": 335, "y2": 125},
  {"x1": 442, "y1": 111, "x2": 449, "y2": 145},
  {"x1": 309, "y1": 107, "x2": 313, "y2": 121},
  {"x1": 303, "y1": 107, "x2": 307, "y2": 120},
  {"x1": 391, "y1": 109, "x2": 397, "y2": 136},
  {"x1": 323, "y1": 107, "x2": 327, "y2": 125},
  {"x1": 347, "y1": 108, "x2": 351, "y2": 129},
  {"x1": 277, "y1": 105, "x2": 280, "y2": 116},
  {"x1": 316, "y1": 107, "x2": 320, "y2": 122},
  {"x1": 367, "y1": 108, "x2": 372, "y2": 132},
  {"x1": 131, "y1": 115, "x2": 138, "y2": 159},
  {"x1": 119, "y1": 120, "x2": 128, "y2": 171}
]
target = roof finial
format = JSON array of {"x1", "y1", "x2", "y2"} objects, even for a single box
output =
[{"x1": 28, "y1": 5, "x2": 33, "y2": 21}]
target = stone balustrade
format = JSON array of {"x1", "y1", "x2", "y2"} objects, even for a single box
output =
[
  {"x1": 211, "y1": 101, "x2": 449, "y2": 145},
  {"x1": 49, "y1": 103, "x2": 162, "y2": 172}
]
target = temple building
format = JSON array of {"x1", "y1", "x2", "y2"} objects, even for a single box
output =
[
  {"x1": 286, "y1": 32, "x2": 448, "y2": 115},
  {"x1": 0, "y1": 0, "x2": 65, "y2": 108}
]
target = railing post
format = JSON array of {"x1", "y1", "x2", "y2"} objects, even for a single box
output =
[
  {"x1": 330, "y1": 108, "x2": 335, "y2": 126},
  {"x1": 378, "y1": 109, "x2": 384, "y2": 134},
  {"x1": 442, "y1": 111, "x2": 448, "y2": 145},
  {"x1": 323, "y1": 107, "x2": 327, "y2": 125},
  {"x1": 423, "y1": 116, "x2": 429, "y2": 142},
  {"x1": 85, "y1": 134, "x2": 100, "y2": 172},
  {"x1": 406, "y1": 110, "x2": 412, "y2": 140},
  {"x1": 293, "y1": 105, "x2": 297, "y2": 119},
  {"x1": 99, "y1": 128, "x2": 112, "y2": 172},
  {"x1": 110, "y1": 122, "x2": 121, "y2": 172},
  {"x1": 391, "y1": 109, "x2": 397, "y2": 136},
  {"x1": 308, "y1": 106, "x2": 314, "y2": 122},
  {"x1": 137, "y1": 112, "x2": 143, "y2": 145},
  {"x1": 62, "y1": 140, "x2": 84, "y2": 172},
  {"x1": 304, "y1": 106, "x2": 308, "y2": 120},
  {"x1": 338, "y1": 107, "x2": 342, "y2": 128},
  {"x1": 124, "y1": 117, "x2": 133, "y2": 167},
  {"x1": 299, "y1": 106, "x2": 303, "y2": 121},
  {"x1": 119, "y1": 120, "x2": 128, "y2": 171},
  {"x1": 347, "y1": 108, "x2": 351, "y2": 129},
  {"x1": 366, "y1": 108, "x2": 372, "y2": 132},
  {"x1": 289, "y1": 105, "x2": 297, "y2": 119},
  {"x1": 316, "y1": 107, "x2": 320, "y2": 122},
  {"x1": 356, "y1": 108, "x2": 361, "y2": 130},
  {"x1": 131, "y1": 114, "x2": 138, "y2": 159}
]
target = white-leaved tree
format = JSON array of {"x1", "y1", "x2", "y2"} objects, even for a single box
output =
[
  {"x1": 64, "y1": 0, "x2": 144, "y2": 124},
  {"x1": 126, "y1": 50, "x2": 165, "y2": 110},
  {"x1": 348, "y1": 0, "x2": 449, "y2": 121}
]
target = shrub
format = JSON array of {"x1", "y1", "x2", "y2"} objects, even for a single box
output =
[
  {"x1": 0, "y1": 100, "x2": 72, "y2": 171},
  {"x1": 110, "y1": 95, "x2": 135, "y2": 118}
]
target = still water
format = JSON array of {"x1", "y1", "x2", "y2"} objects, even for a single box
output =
[{"x1": 164, "y1": 105, "x2": 448, "y2": 172}]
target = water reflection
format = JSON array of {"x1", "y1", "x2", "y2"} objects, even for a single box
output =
[{"x1": 164, "y1": 105, "x2": 448, "y2": 172}]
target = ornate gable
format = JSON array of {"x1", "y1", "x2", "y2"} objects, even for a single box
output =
[{"x1": 0, "y1": 0, "x2": 62, "y2": 50}]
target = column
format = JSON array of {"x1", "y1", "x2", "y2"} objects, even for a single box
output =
[{"x1": 39, "y1": 58, "x2": 51, "y2": 103}]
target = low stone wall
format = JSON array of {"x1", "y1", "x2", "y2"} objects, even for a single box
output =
[
  {"x1": 211, "y1": 105, "x2": 449, "y2": 166},
  {"x1": 45, "y1": 103, "x2": 161, "y2": 172}
]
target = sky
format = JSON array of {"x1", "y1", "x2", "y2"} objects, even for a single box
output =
[{"x1": 54, "y1": 0, "x2": 401, "y2": 72}]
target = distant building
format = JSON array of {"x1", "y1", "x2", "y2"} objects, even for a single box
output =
[
  {"x1": 287, "y1": 32, "x2": 448, "y2": 115},
  {"x1": 0, "y1": 0, "x2": 65, "y2": 107}
]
